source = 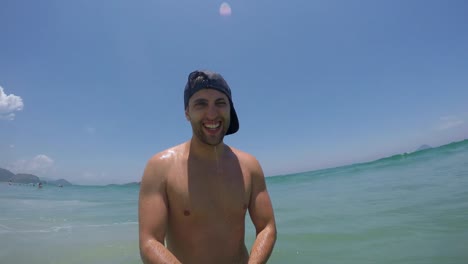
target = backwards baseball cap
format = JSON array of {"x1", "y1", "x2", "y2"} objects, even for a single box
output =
[{"x1": 184, "y1": 70, "x2": 239, "y2": 135}]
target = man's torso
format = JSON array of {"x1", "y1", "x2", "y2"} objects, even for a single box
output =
[{"x1": 164, "y1": 144, "x2": 252, "y2": 263}]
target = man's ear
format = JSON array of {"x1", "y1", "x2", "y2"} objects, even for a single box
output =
[{"x1": 185, "y1": 109, "x2": 190, "y2": 121}]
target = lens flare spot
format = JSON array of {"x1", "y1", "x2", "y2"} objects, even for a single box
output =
[{"x1": 219, "y1": 2, "x2": 232, "y2": 16}]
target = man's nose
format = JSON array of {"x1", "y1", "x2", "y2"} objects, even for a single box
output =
[{"x1": 206, "y1": 103, "x2": 218, "y2": 118}]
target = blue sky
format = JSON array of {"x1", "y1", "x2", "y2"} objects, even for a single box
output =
[{"x1": 1, "y1": 0, "x2": 467, "y2": 185}]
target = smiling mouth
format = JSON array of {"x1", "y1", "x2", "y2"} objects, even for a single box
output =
[{"x1": 203, "y1": 121, "x2": 221, "y2": 130}]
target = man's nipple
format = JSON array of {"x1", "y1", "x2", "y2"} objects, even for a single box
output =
[{"x1": 183, "y1": 209, "x2": 191, "y2": 216}]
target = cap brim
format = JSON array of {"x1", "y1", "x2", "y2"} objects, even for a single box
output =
[{"x1": 226, "y1": 101, "x2": 239, "y2": 135}]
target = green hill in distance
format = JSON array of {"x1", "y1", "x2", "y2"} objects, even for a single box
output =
[{"x1": 0, "y1": 167, "x2": 72, "y2": 186}]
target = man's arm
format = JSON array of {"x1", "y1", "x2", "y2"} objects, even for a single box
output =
[
  {"x1": 138, "y1": 155, "x2": 180, "y2": 264},
  {"x1": 248, "y1": 158, "x2": 277, "y2": 264}
]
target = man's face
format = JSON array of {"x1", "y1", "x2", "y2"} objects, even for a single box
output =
[{"x1": 185, "y1": 89, "x2": 231, "y2": 146}]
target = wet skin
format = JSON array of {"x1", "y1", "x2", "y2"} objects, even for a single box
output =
[
  {"x1": 139, "y1": 89, "x2": 276, "y2": 264},
  {"x1": 166, "y1": 143, "x2": 250, "y2": 263}
]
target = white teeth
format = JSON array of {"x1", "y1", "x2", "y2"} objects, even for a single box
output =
[{"x1": 205, "y1": 123, "x2": 220, "y2": 129}]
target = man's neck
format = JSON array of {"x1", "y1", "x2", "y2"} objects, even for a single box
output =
[{"x1": 188, "y1": 137, "x2": 225, "y2": 161}]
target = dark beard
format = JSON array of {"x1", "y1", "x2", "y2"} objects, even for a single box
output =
[{"x1": 193, "y1": 126, "x2": 226, "y2": 146}]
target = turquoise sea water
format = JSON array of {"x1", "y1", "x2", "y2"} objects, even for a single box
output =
[{"x1": 1, "y1": 140, "x2": 468, "y2": 263}]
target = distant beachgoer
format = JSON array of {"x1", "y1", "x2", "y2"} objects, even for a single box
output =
[
  {"x1": 38, "y1": 182, "x2": 43, "y2": 189},
  {"x1": 138, "y1": 70, "x2": 277, "y2": 263}
]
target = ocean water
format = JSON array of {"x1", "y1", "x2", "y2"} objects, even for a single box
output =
[{"x1": 1, "y1": 140, "x2": 468, "y2": 263}]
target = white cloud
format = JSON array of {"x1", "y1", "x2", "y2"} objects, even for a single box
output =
[
  {"x1": 8, "y1": 154, "x2": 55, "y2": 175},
  {"x1": 0, "y1": 86, "x2": 24, "y2": 120},
  {"x1": 436, "y1": 116, "x2": 465, "y2": 130}
]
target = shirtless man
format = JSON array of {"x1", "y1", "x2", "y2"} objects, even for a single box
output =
[{"x1": 139, "y1": 70, "x2": 277, "y2": 264}]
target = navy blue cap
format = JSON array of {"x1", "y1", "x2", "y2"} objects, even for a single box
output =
[{"x1": 184, "y1": 70, "x2": 239, "y2": 135}]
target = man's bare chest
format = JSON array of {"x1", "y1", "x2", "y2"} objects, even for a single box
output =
[{"x1": 166, "y1": 164, "x2": 251, "y2": 218}]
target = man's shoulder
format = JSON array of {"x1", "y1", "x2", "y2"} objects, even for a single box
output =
[
  {"x1": 227, "y1": 145, "x2": 261, "y2": 169},
  {"x1": 228, "y1": 145, "x2": 254, "y2": 159},
  {"x1": 149, "y1": 142, "x2": 188, "y2": 164},
  {"x1": 142, "y1": 142, "x2": 188, "y2": 185}
]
